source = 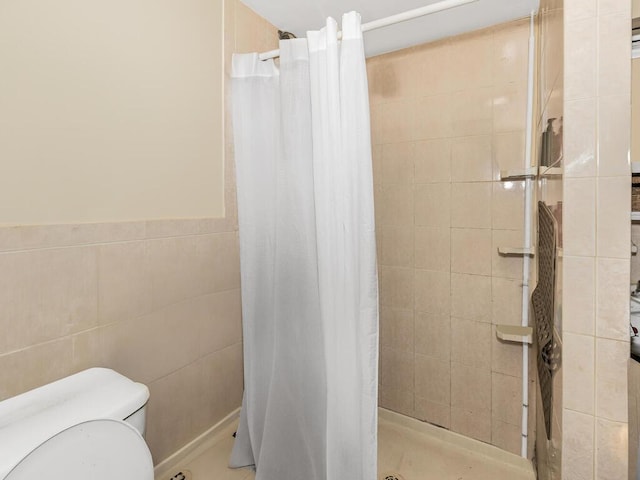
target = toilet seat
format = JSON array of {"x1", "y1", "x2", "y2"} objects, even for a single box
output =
[{"x1": 4, "y1": 419, "x2": 154, "y2": 480}]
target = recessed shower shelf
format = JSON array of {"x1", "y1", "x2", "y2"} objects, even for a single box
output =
[
  {"x1": 632, "y1": 212, "x2": 640, "y2": 221},
  {"x1": 499, "y1": 166, "x2": 563, "y2": 180},
  {"x1": 496, "y1": 325, "x2": 533, "y2": 344},
  {"x1": 497, "y1": 246, "x2": 535, "y2": 256}
]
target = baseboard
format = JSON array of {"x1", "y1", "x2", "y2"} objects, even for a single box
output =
[{"x1": 154, "y1": 407, "x2": 241, "y2": 479}]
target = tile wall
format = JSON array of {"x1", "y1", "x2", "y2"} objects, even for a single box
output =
[
  {"x1": 561, "y1": 0, "x2": 631, "y2": 478},
  {"x1": 0, "y1": 0, "x2": 278, "y2": 466},
  {"x1": 533, "y1": 0, "x2": 564, "y2": 478},
  {"x1": 368, "y1": 19, "x2": 535, "y2": 456}
]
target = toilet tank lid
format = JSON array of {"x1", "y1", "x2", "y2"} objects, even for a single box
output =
[{"x1": 0, "y1": 368, "x2": 149, "y2": 479}]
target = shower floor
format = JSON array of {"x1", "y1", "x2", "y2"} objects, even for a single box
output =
[{"x1": 155, "y1": 409, "x2": 535, "y2": 480}]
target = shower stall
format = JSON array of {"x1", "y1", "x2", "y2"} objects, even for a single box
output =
[{"x1": 229, "y1": 0, "x2": 564, "y2": 478}]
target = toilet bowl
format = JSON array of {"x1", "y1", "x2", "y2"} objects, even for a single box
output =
[{"x1": 0, "y1": 368, "x2": 154, "y2": 480}]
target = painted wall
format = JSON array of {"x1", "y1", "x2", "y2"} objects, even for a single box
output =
[
  {"x1": 0, "y1": 0, "x2": 278, "y2": 466},
  {"x1": 0, "y1": 0, "x2": 224, "y2": 225},
  {"x1": 561, "y1": 0, "x2": 631, "y2": 478},
  {"x1": 367, "y1": 18, "x2": 534, "y2": 456}
]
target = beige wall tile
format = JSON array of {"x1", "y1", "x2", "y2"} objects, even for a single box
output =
[
  {"x1": 414, "y1": 94, "x2": 454, "y2": 140},
  {"x1": 382, "y1": 100, "x2": 417, "y2": 144},
  {"x1": 449, "y1": 31, "x2": 493, "y2": 91},
  {"x1": 379, "y1": 266, "x2": 415, "y2": 309},
  {"x1": 415, "y1": 312, "x2": 450, "y2": 360},
  {"x1": 415, "y1": 269, "x2": 450, "y2": 315},
  {"x1": 491, "y1": 420, "x2": 522, "y2": 455},
  {"x1": 193, "y1": 343, "x2": 243, "y2": 437},
  {"x1": 199, "y1": 289, "x2": 243, "y2": 357},
  {"x1": 451, "y1": 362, "x2": 491, "y2": 412},
  {"x1": 70, "y1": 328, "x2": 102, "y2": 372},
  {"x1": 596, "y1": 177, "x2": 631, "y2": 259},
  {"x1": 597, "y1": 95, "x2": 631, "y2": 177},
  {"x1": 414, "y1": 227, "x2": 450, "y2": 272},
  {"x1": 562, "y1": 409, "x2": 595, "y2": 480},
  {"x1": 451, "y1": 183, "x2": 492, "y2": 228},
  {"x1": 414, "y1": 183, "x2": 449, "y2": 227},
  {"x1": 415, "y1": 397, "x2": 451, "y2": 428},
  {"x1": 595, "y1": 417, "x2": 628, "y2": 479},
  {"x1": 380, "y1": 346, "x2": 414, "y2": 393},
  {"x1": 379, "y1": 226, "x2": 415, "y2": 268},
  {"x1": 564, "y1": 0, "x2": 596, "y2": 20},
  {"x1": 382, "y1": 142, "x2": 415, "y2": 184},
  {"x1": 563, "y1": 333, "x2": 595, "y2": 415},
  {"x1": 370, "y1": 104, "x2": 383, "y2": 145},
  {"x1": 451, "y1": 88, "x2": 493, "y2": 136},
  {"x1": 145, "y1": 359, "x2": 201, "y2": 463},
  {"x1": 414, "y1": 139, "x2": 451, "y2": 183},
  {"x1": 0, "y1": 337, "x2": 73, "y2": 400},
  {"x1": 597, "y1": 12, "x2": 631, "y2": 98},
  {"x1": 564, "y1": 177, "x2": 597, "y2": 256},
  {"x1": 451, "y1": 136, "x2": 493, "y2": 183},
  {"x1": 451, "y1": 228, "x2": 492, "y2": 275},
  {"x1": 492, "y1": 20, "x2": 529, "y2": 86},
  {"x1": 493, "y1": 131, "x2": 526, "y2": 174},
  {"x1": 0, "y1": 247, "x2": 98, "y2": 354},
  {"x1": 451, "y1": 317, "x2": 491, "y2": 368},
  {"x1": 98, "y1": 241, "x2": 152, "y2": 325},
  {"x1": 492, "y1": 277, "x2": 523, "y2": 326},
  {"x1": 598, "y1": 0, "x2": 630, "y2": 14},
  {"x1": 101, "y1": 299, "x2": 203, "y2": 385},
  {"x1": 411, "y1": 40, "x2": 452, "y2": 96},
  {"x1": 379, "y1": 384, "x2": 414, "y2": 417},
  {"x1": 596, "y1": 257, "x2": 631, "y2": 341},
  {"x1": 380, "y1": 306, "x2": 414, "y2": 352},
  {"x1": 451, "y1": 273, "x2": 492, "y2": 322},
  {"x1": 372, "y1": 144, "x2": 383, "y2": 184},
  {"x1": 147, "y1": 235, "x2": 215, "y2": 310},
  {"x1": 210, "y1": 232, "x2": 241, "y2": 293},
  {"x1": 493, "y1": 84, "x2": 527, "y2": 133},
  {"x1": 595, "y1": 338, "x2": 629, "y2": 422},
  {"x1": 492, "y1": 334, "x2": 524, "y2": 377},
  {"x1": 451, "y1": 406, "x2": 492, "y2": 443},
  {"x1": 376, "y1": 184, "x2": 415, "y2": 227},
  {"x1": 563, "y1": 255, "x2": 596, "y2": 336},
  {"x1": 492, "y1": 181, "x2": 524, "y2": 230},
  {"x1": 563, "y1": 98, "x2": 597, "y2": 177},
  {"x1": 492, "y1": 372, "x2": 522, "y2": 425},
  {"x1": 415, "y1": 353, "x2": 451, "y2": 405},
  {"x1": 564, "y1": 17, "x2": 597, "y2": 101},
  {"x1": 491, "y1": 229, "x2": 525, "y2": 279}
]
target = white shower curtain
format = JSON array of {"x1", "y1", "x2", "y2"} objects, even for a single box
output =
[{"x1": 229, "y1": 12, "x2": 378, "y2": 480}]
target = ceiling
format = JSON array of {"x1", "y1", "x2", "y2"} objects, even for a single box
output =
[{"x1": 241, "y1": 0, "x2": 540, "y2": 57}]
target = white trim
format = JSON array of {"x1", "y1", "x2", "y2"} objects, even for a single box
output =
[{"x1": 258, "y1": 0, "x2": 478, "y2": 61}]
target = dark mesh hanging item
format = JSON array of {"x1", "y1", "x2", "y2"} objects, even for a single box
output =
[{"x1": 531, "y1": 201, "x2": 560, "y2": 440}]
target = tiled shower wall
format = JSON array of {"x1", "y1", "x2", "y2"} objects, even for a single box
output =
[
  {"x1": 0, "y1": 0, "x2": 278, "y2": 466},
  {"x1": 368, "y1": 19, "x2": 534, "y2": 455},
  {"x1": 561, "y1": 0, "x2": 631, "y2": 478},
  {"x1": 533, "y1": 0, "x2": 564, "y2": 478}
]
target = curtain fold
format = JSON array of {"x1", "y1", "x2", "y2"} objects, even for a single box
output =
[{"x1": 230, "y1": 12, "x2": 378, "y2": 480}]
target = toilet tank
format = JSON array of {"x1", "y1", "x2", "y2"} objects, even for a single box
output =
[{"x1": 0, "y1": 368, "x2": 149, "y2": 480}]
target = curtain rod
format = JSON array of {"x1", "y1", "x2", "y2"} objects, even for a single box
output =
[{"x1": 257, "y1": 0, "x2": 479, "y2": 61}]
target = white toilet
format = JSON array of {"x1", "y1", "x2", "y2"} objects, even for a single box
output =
[{"x1": 0, "y1": 368, "x2": 154, "y2": 480}]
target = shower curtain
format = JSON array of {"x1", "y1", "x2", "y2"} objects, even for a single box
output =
[{"x1": 229, "y1": 12, "x2": 378, "y2": 480}]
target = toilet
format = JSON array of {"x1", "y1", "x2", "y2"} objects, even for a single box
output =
[{"x1": 0, "y1": 368, "x2": 154, "y2": 480}]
